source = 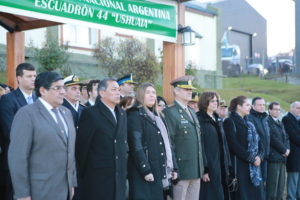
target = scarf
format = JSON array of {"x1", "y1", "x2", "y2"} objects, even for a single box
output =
[
  {"x1": 147, "y1": 110, "x2": 173, "y2": 187},
  {"x1": 247, "y1": 120, "x2": 262, "y2": 187}
]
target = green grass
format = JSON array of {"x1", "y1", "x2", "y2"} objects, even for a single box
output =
[{"x1": 200, "y1": 75, "x2": 300, "y2": 111}]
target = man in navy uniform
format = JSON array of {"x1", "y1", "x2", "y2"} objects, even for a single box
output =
[
  {"x1": 117, "y1": 74, "x2": 136, "y2": 98},
  {"x1": 0, "y1": 63, "x2": 36, "y2": 200},
  {"x1": 63, "y1": 75, "x2": 85, "y2": 129},
  {"x1": 85, "y1": 79, "x2": 100, "y2": 107}
]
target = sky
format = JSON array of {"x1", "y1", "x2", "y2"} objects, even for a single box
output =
[{"x1": 195, "y1": 0, "x2": 295, "y2": 56}]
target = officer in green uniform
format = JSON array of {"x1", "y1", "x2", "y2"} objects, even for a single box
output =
[{"x1": 163, "y1": 75, "x2": 206, "y2": 200}]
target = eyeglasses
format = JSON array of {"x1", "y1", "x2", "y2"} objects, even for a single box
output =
[{"x1": 48, "y1": 86, "x2": 67, "y2": 91}]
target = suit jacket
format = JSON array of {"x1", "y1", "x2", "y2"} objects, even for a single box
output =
[
  {"x1": 63, "y1": 99, "x2": 84, "y2": 129},
  {"x1": 163, "y1": 100, "x2": 205, "y2": 180},
  {"x1": 76, "y1": 100, "x2": 128, "y2": 200},
  {"x1": 282, "y1": 112, "x2": 300, "y2": 172},
  {"x1": 8, "y1": 99, "x2": 77, "y2": 200},
  {"x1": 0, "y1": 88, "x2": 37, "y2": 172}
]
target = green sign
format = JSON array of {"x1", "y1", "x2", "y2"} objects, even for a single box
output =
[{"x1": 0, "y1": 0, "x2": 177, "y2": 41}]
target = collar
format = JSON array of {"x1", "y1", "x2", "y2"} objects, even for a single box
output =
[
  {"x1": 19, "y1": 88, "x2": 32, "y2": 100},
  {"x1": 39, "y1": 97, "x2": 54, "y2": 111},
  {"x1": 175, "y1": 99, "x2": 188, "y2": 110},
  {"x1": 290, "y1": 112, "x2": 300, "y2": 121},
  {"x1": 271, "y1": 116, "x2": 279, "y2": 122},
  {"x1": 88, "y1": 99, "x2": 95, "y2": 106},
  {"x1": 101, "y1": 100, "x2": 115, "y2": 113},
  {"x1": 64, "y1": 98, "x2": 79, "y2": 111}
]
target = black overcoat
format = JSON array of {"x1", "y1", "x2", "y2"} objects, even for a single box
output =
[
  {"x1": 282, "y1": 112, "x2": 300, "y2": 172},
  {"x1": 75, "y1": 100, "x2": 128, "y2": 200},
  {"x1": 62, "y1": 99, "x2": 84, "y2": 129},
  {"x1": 223, "y1": 112, "x2": 264, "y2": 200},
  {"x1": 197, "y1": 111, "x2": 231, "y2": 200},
  {"x1": 127, "y1": 104, "x2": 177, "y2": 200}
]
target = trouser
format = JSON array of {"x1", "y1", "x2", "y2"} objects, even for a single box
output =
[
  {"x1": 287, "y1": 171, "x2": 300, "y2": 200},
  {"x1": 266, "y1": 162, "x2": 285, "y2": 200},
  {"x1": 261, "y1": 159, "x2": 268, "y2": 198},
  {"x1": 173, "y1": 178, "x2": 200, "y2": 200},
  {"x1": 0, "y1": 170, "x2": 13, "y2": 200}
]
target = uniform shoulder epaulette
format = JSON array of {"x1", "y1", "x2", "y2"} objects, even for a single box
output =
[{"x1": 167, "y1": 103, "x2": 175, "y2": 108}]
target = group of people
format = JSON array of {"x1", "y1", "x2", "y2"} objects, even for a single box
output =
[{"x1": 0, "y1": 62, "x2": 300, "y2": 200}]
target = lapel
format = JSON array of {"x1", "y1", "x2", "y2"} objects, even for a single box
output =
[
  {"x1": 139, "y1": 107, "x2": 158, "y2": 129},
  {"x1": 114, "y1": 105, "x2": 125, "y2": 138},
  {"x1": 59, "y1": 106, "x2": 74, "y2": 147},
  {"x1": 174, "y1": 101, "x2": 195, "y2": 125},
  {"x1": 97, "y1": 100, "x2": 117, "y2": 127},
  {"x1": 37, "y1": 100, "x2": 68, "y2": 146},
  {"x1": 32, "y1": 92, "x2": 37, "y2": 102},
  {"x1": 15, "y1": 88, "x2": 28, "y2": 106}
]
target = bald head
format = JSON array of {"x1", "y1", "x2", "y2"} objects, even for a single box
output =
[{"x1": 290, "y1": 101, "x2": 300, "y2": 116}]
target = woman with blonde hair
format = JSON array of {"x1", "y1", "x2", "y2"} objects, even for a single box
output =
[{"x1": 127, "y1": 83, "x2": 178, "y2": 200}]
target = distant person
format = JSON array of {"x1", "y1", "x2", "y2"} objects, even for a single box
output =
[
  {"x1": 85, "y1": 79, "x2": 100, "y2": 107},
  {"x1": 223, "y1": 96, "x2": 264, "y2": 200},
  {"x1": 76, "y1": 78, "x2": 128, "y2": 200},
  {"x1": 0, "y1": 63, "x2": 36, "y2": 200},
  {"x1": 188, "y1": 92, "x2": 200, "y2": 112},
  {"x1": 63, "y1": 75, "x2": 85, "y2": 129},
  {"x1": 127, "y1": 83, "x2": 178, "y2": 200},
  {"x1": 157, "y1": 96, "x2": 167, "y2": 112},
  {"x1": 117, "y1": 74, "x2": 136, "y2": 98},
  {"x1": 197, "y1": 91, "x2": 231, "y2": 200},
  {"x1": 248, "y1": 96, "x2": 270, "y2": 196},
  {"x1": 282, "y1": 101, "x2": 300, "y2": 200},
  {"x1": 80, "y1": 81, "x2": 89, "y2": 105},
  {"x1": 8, "y1": 71, "x2": 77, "y2": 200},
  {"x1": 217, "y1": 100, "x2": 228, "y2": 120},
  {"x1": 119, "y1": 96, "x2": 135, "y2": 110},
  {"x1": 266, "y1": 102, "x2": 290, "y2": 200}
]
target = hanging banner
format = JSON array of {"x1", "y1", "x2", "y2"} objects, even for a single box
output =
[{"x1": 0, "y1": 0, "x2": 177, "y2": 42}]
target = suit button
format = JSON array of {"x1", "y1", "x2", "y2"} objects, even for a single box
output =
[
  {"x1": 184, "y1": 126, "x2": 186, "y2": 129},
  {"x1": 184, "y1": 131, "x2": 187, "y2": 134},
  {"x1": 162, "y1": 164, "x2": 165, "y2": 167},
  {"x1": 163, "y1": 175, "x2": 166, "y2": 178},
  {"x1": 160, "y1": 142, "x2": 162, "y2": 145},
  {"x1": 178, "y1": 158, "x2": 181, "y2": 161},
  {"x1": 124, "y1": 140, "x2": 127, "y2": 144},
  {"x1": 161, "y1": 153, "x2": 164, "y2": 156},
  {"x1": 114, "y1": 139, "x2": 117, "y2": 143},
  {"x1": 142, "y1": 164, "x2": 146, "y2": 168},
  {"x1": 158, "y1": 131, "x2": 160, "y2": 134},
  {"x1": 116, "y1": 156, "x2": 118, "y2": 159}
]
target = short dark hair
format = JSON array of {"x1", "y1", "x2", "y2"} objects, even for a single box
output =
[
  {"x1": 252, "y1": 96, "x2": 263, "y2": 105},
  {"x1": 97, "y1": 78, "x2": 117, "y2": 95},
  {"x1": 268, "y1": 101, "x2": 280, "y2": 110},
  {"x1": 16, "y1": 63, "x2": 35, "y2": 77},
  {"x1": 228, "y1": 96, "x2": 248, "y2": 112},
  {"x1": 198, "y1": 91, "x2": 220, "y2": 112},
  {"x1": 87, "y1": 79, "x2": 100, "y2": 97},
  {"x1": 35, "y1": 71, "x2": 63, "y2": 97},
  {"x1": 157, "y1": 96, "x2": 167, "y2": 105}
]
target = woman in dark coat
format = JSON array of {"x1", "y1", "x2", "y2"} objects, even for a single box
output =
[
  {"x1": 127, "y1": 83, "x2": 178, "y2": 200},
  {"x1": 223, "y1": 96, "x2": 264, "y2": 200},
  {"x1": 197, "y1": 91, "x2": 231, "y2": 200}
]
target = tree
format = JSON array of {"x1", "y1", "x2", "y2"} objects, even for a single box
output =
[
  {"x1": 29, "y1": 34, "x2": 70, "y2": 75},
  {"x1": 94, "y1": 37, "x2": 160, "y2": 84}
]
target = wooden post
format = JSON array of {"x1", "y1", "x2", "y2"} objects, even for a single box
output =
[
  {"x1": 162, "y1": 3, "x2": 185, "y2": 104},
  {"x1": 6, "y1": 32, "x2": 25, "y2": 89}
]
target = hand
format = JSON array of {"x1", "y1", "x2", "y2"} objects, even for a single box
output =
[
  {"x1": 202, "y1": 173, "x2": 210, "y2": 182},
  {"x1": 283, "y1": 149, "x2": 290, "y2": 157},
  {"x1": 18, "y1": 197, "x2": 31, "y2": 200},
  {"x1": 144, "y1": 173, "x2": 154, "y2": 182},
  {"x1": 72, "y1": 187, "x2": 74, "y2": 198},
  {"x1": 254, "y1": 156, "x2": 261, "y2": 167},
  {"x1": 171, "y1": 172, "x2": 178, "y2": 180}
]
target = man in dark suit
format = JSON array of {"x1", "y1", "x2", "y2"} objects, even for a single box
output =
[
  {"x1": 0, "y1": 63, "x2": 36, "y2": 200},
  {"x1": 85, "y1": 79, "x2": 100, "y2": 107},
  {"x1": 63, "y1": 75, "x2": 85, "y2": 129},
  {"x1": 282, "y1": 101, "x2": 300, "y2": 200},
  {"x1": 8, "y1": 71, "x2": 77, "y2": 200},
  {"x1": 76, "y1": 78, "x2": 128, "y2": 200}
]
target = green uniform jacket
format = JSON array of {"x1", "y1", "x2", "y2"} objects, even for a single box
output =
[{"x1": 163, "y1": 101, "x2": 205, "y2": 180}]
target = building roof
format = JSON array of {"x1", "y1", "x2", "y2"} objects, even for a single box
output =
[{"x1": 184, "y1": 2, "x2": 218, "y2": 16}]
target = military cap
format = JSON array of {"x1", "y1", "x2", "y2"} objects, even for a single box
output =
[
  {"x1": 190, "y1": 92, "x2": 200, "y2": 102},
  {"x1": 117, "y1": 73, "x2": 136, "y2": 85},
  {"x1": 220, "y1": 99, "x2": 228, "y2": 107},
  {"x1": 64, "y1": 75, "x2": 81, "y2": 87},
  {"x1": 170, "y1": 75, "x2": 196, "y2": 90}
]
